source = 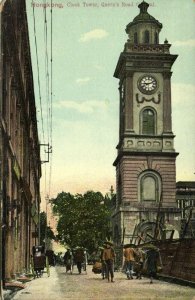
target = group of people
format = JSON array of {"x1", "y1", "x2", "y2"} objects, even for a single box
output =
[
  {"x1": 122, "y1": 243, "x2": 162, "y2": 283},
  {"x1": 97, "y1": 241, "x2": 162, "y2": 284},
  {"x1": 63, "y1": 247, "x2": 87, "y2": 274},
  {"x1": 63, "y1": 242, "x2": 162, "y2": 284}
]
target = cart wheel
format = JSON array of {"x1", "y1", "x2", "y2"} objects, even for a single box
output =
[{"x1": 46, "y1": 256, "x2": 50, "y2": 277}]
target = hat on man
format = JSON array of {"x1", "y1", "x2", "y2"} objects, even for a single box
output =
[
  {"x1": 141, "y1": 243, "x2": 158, "y2": 251},
  {"x1": 104, "y1": 240, "x2": 113, "y2": 246},
  {"x1": 123, "y1": 243, "x2": 135, "y2": 249},
  {"x1": 98, "y1": 246, "x2": 104, "y2": 250}
]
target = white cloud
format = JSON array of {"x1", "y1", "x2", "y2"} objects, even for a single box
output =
[
  {"x1": 94, "y1": 64, "x2": 104, "y2": 70},
  {"x1": 79, "y1": 29, "x2": 109, "y2": 42},
  {"x1": 54, "y1": 100, "x2": 108, "y2": 113},
  {"x1": 173, "y1": 39, "x2": 195, "y2": 47},
  {"x1": 76, "y1": 77, "x2": 91, "y2": 85}
]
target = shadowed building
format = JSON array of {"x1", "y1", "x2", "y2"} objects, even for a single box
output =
[
  {"x1": 112, "y1": 1, "x2": 181, "y2": 245},
  {"x1": 0, "y1": 0, "x2": 41, "y2": 281},
  {"x1": 176, "y1": 181, "x2": 195, "y2": 238}
]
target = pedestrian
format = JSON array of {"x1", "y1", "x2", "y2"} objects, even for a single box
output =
[
  {"x1": 143, "y1": 244, "x2": 162, "y2": 284},
  {"x1": 73, "y1": 247, "x2": 85, "y2": 274},
  {"x1": 63, "y1": 248, "x2": 73, "y2": 273},
  {"x1": 99, "y1": 245, "x2": 107, "y2": 279},
  {"x1": 123, "y1": 243, "x2": 137, "y2": 279},
  {"x1": 83, "y1": 249, "x2": 88, "y2": 272},
  {"x1": 135, "y1": 247, "x2": 145, "y2": 279},
  {"x1": 102, "y1": 241, "x2": 116, "y2": 282}
]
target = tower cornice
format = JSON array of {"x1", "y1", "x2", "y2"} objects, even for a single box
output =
[
  {"x1": 114, "y1": 51, "x2": 178, "y2": 79},
  {"x1": 113, "y1": 151, "x2": 179, "y2": 167}
]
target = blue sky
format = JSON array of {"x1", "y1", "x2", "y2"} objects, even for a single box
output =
[{"x1": 26, "y1": 0, "x2": 195, "y2": 203}]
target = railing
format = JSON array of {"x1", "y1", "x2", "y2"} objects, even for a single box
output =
[{"x1": 125, "y1": 43, "x2": 171, "y2": 54}]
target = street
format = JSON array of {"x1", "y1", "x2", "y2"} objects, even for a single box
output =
[{"x1": 11, "y1": 266, "x2": 195, "y2": 300}]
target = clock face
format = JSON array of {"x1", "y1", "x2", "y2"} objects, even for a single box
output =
[{"x1": 138, "y1": 75, "x2": 158, "y2": 94}]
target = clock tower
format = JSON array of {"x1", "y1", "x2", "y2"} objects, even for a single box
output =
[{"x1": 113, "y1": 1, "x2": 180, "y2": 244}]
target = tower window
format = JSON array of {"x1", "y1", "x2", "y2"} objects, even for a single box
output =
[
  {"x1": 138, "y1": 171, "x2": 161, "y2": 202},
  {"x1": 134, "y1": 32, "x2": 138, "y2": 44},
  {"x1": 142, "y1": 109, "x2": 155, "y2": 135},
  {"x1": 144, "y1": 30, "x2": 150, "y2": 44},
  {"x1": 142, "y1": 176, "x2": 156, "y2": 200}
]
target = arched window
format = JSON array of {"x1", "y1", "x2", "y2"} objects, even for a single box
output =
[
  {"x1": 138, "y1": 171, "x2": 161, "y2": 202},
  {"x1": 142, "y1": 108, "x2": 155, "y2": 135},
  {"x1": 134, "y1": 32, "x2": 138, "y2": 44},
  {"x1": 142, "y1": 176, "x2": 156, "y2": 200},
  {"x1": 144, "y1": 30, "x2": 150, "y2": 44}
]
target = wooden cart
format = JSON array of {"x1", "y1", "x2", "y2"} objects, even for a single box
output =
[{"x1": 31, "y1": 246, "x2": 50, "y2": 278}]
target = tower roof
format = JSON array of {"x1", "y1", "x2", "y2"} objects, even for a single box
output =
[{"x1": 126, "y1": 1, "x2": 162, "y2": 33}]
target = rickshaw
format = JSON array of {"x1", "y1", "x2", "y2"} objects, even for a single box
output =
[{"x1": 31, "y1": 246, "x2": 50, "y2": 278}]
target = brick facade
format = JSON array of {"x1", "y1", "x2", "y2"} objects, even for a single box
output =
[
  {"x1": 0, "y1": 0, "x2": 41, "y2": 280},
  {"x1": 112, "y1": 2, "x2": 180, "y2": 245}
]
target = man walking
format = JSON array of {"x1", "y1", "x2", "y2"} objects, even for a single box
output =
[
  {"x1": 143, "y1": 244, "x2": 162, "y2": 284},
  {"x1": 74, "y1": 247, "x2": 85, "y2": 274},
  {"x1": 102, "y1": 241, "x2": 115, "y2": 282},
  {"x1": 123, "y1": 244, "x2": 137, "y2": 279}
]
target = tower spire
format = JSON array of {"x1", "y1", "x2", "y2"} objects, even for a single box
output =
[{"x1": 138, "y1": 1, "x2": 149, "y2": 13}]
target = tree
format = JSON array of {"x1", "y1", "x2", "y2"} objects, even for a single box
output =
[
  {"x1": 39, "y1": 211, "x2": 55, "y2": 245},
  {"x1": 51, "y1": 191, "x2": 111, "y2": 253}
]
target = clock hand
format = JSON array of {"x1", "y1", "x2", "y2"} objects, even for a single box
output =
[{"x1": 142, "y1": 82, "x2": 152, "y2": 85}]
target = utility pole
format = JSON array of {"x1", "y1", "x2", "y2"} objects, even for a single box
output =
[
  {"x1": 0, "y1": 1, "x2": 4, "y2": 298},
  {"x1": 45, "y1": 195, "x2": 49, "y2": 250}
]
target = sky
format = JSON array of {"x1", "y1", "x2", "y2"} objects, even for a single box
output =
[{"x1": 26, "y1": 0, "x2": 195, "y2": 206}]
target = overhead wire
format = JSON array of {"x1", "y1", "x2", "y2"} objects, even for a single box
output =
[
  {"x1": 43, "y1": 4, "x2": 50, "y2": 148},
  {"x1": 48, "y1": 0, "x2": 53, "y2": 199},
  {"x1": 32, "y1": 0, "x2": 53, "y2": 205},
  {"x1": 42, "y1": 1, "x2": 49, "y2": 209},
  {"x1": 32, "y1": 4, "x2": 45, "y2": 144}
]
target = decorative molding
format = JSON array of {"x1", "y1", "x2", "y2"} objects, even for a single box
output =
[
  {"x1": 125, "y1": 43, "x2": 171, "y2": 54},
  {"x1": 136, "y1": 92, "x2": 161, "y2": 104},
  {"x1": 134, "y1": 61, "x2": 163, "y2": 68},
  {"x1": 147, "y1": 156, "x2": 153, "y2": 169},
  {"x1": 146, "y1": 141, "x2": 152, "y2": 147},
  {"x1": 165, "y1": 141, "x2": 172, "y2": 147},
  {"x1": 126, "y1": 140, "x2": 133, "y2": 148}
]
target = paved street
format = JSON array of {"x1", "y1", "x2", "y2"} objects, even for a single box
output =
[{"x1": 11, "y1": 265, "x2": 195, "y2": 300}]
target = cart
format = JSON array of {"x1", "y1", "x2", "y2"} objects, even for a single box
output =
[{"x1": 31, "y1": 246, "x2": 50, "y2": 278}]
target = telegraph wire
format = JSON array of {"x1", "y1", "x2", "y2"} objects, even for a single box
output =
[
  {"x1": 43, "y1": 1, "x2": 50, "y2": 206},
  {"x1": 32, "y1": 5, "x2": 45, "y2": 144},
  {"x1": 43, "y1": 3, "x2": 50, "y2": 146},
  {"x1": 48, "y1": 0, "x2": 53, "y2": 199},
  {"x1": 50, "y1": 0, "x2": 53, "y2": 149},
  {"x1": 32, "y1": 1, "x2": 53, "y2": 203}
]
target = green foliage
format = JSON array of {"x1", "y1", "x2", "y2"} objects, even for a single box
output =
[
  {"x1": 39, "y1": 211, "x2": 55, "y2": 244},
  {"x1": 51, "y1": 191, "x2": 111, "y2": 253}
]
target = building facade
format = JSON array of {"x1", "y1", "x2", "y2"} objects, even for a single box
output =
[
  {"x1": 112, "y1": 1, "x2": 180, "y2": 245},
  {"x1": 176, "y1": 181, "x2": 195, "y2": 238},
  {"x1": 0, "y1": 0, "x2": 41, "y2": 281}
]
